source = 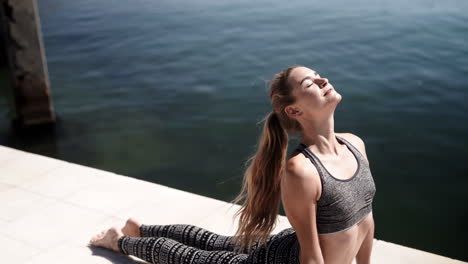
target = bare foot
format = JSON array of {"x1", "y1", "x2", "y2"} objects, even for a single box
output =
[
  {"x1": 89, "y1": 226, "x2": 123, "y2": 252},
  {"x1": 122, "y1": 217, "x2": 142, "y2": 237}
]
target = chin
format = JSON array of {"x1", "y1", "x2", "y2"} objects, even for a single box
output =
[
  {"x1": 328, "y1": 92, "x2": 342, "y2": 106},
  {"x1": 333, "y1": 89, "x2": 342, "y2": 98},
  {"x1": 335, "y1": 92, "x2": 342, "y2": 102}
]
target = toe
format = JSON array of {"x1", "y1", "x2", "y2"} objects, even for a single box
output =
[
  {"x1": 90, "y1": 236, "x2": 97, "y2": 243},
  {"x1": 90, "y1": 230, "x2": 105, "y2": 243}
]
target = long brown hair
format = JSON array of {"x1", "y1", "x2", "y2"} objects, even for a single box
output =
[{"x1": 228, "y1": 65, "x2": 304, "y2": 254}]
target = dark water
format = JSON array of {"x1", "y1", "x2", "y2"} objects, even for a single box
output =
[{"x1": 1, "y1": 0, "x2": 467, "y2": 261}]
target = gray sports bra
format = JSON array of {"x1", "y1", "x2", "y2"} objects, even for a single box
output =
[{"x1": 295, "y1": 135, "x2": 376, "y2": 234}]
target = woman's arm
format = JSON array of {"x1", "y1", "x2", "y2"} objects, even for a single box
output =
[{"x1": 283, "y1": 158, "x2": 325, "y2": 264}]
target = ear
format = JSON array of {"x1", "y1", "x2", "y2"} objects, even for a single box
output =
[{"x1": 284, "y1": 105, "x2": 302, "y2": 118}]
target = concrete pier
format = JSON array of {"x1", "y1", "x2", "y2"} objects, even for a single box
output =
[
  {"x1": 0, "y1": 145, "x2": 465, "y2": 264},
  {"x1": 0, "y1": 0, "x2": 55, "y2": 128}
]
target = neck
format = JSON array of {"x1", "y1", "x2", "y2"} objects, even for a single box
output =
[{"x1": 300, "y1": 114, "x2": 341, "y2": 156}]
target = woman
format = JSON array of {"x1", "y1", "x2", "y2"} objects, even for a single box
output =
[{"x1": 90, "y1": 65, "x2": 377, "y2": 264}]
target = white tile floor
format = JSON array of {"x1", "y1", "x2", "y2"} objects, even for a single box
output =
[{"x1": 0, "y1": 145, "x2": 465, "y2": 264}]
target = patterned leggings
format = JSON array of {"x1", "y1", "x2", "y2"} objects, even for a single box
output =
[{"x1": 117, "y1": 223, "x2": 300, "y2": 264}]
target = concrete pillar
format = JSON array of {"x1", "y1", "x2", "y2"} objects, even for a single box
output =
[{"x1": 0, "y1": 0, "x2": 55, "y2": 128}]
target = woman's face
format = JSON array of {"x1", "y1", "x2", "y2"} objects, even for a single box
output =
[{"x1": 285, "y1": 66, "x2": 342, "y2": 119}]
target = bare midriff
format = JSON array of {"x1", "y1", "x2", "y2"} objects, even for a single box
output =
[{"x1": 318, "y1": 211, "x2": 374, "y2": 264}]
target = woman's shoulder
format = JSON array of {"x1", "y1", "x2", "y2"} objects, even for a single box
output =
[
  {"x1": 285, "y1": 145, "x2": 320, "y2": 182},
  {"x1": 336, "y1": 132, "x2": 363, "y2": 145},
  {"x1": 283, "y1": 152, "x2": 322, "y2": 201},
  {"x1": 286, "y1": 141, "x2": 306, "y2": 164},
  {"x1": 285, "y1": 132, "x2": 369, "y2": 163},
  {"x1": 336, "y1": 132, "x2": 369, "y2": 163}
]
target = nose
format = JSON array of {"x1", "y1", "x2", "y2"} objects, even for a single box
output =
[{"x1": 315, "y1": 78, "x2": 329, "y2": 88}]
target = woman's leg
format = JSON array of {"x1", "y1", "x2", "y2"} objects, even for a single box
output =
[
  {"x1": 139, "y1": 223, "x2": 275, "y2": 253},
  {"x1": 91, "y1": 225, "x2": 299, "y2": 264},
  {"x1": 118, "y1": 235, "x2": 250, "y2": 264},
  {"x1": 243, "y1": 228, "x2": 300, "y2": 264}
]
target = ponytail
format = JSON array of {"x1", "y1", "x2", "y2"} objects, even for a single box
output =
[{"x1": 229, "y1": 111, "x2": 289, "y2": 254}]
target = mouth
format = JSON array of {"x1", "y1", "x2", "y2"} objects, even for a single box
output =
[{"x1": 324, "y1": 87, "x2": 334, "y2": 96}]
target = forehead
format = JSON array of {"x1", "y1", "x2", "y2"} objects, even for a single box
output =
[{"x1": 288, "y1": 67, "x2": 318, "y2": 87}]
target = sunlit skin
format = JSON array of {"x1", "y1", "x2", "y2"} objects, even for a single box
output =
[
  {"x1": 90, "y1": 66, "x2": 375, "y2": 264},
  {"x1": 89, "y1": 218, "x2": 141, "y2": 253},
  {"x1": 282, "y1": 66, "x2": 375, "y2": 264}
]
